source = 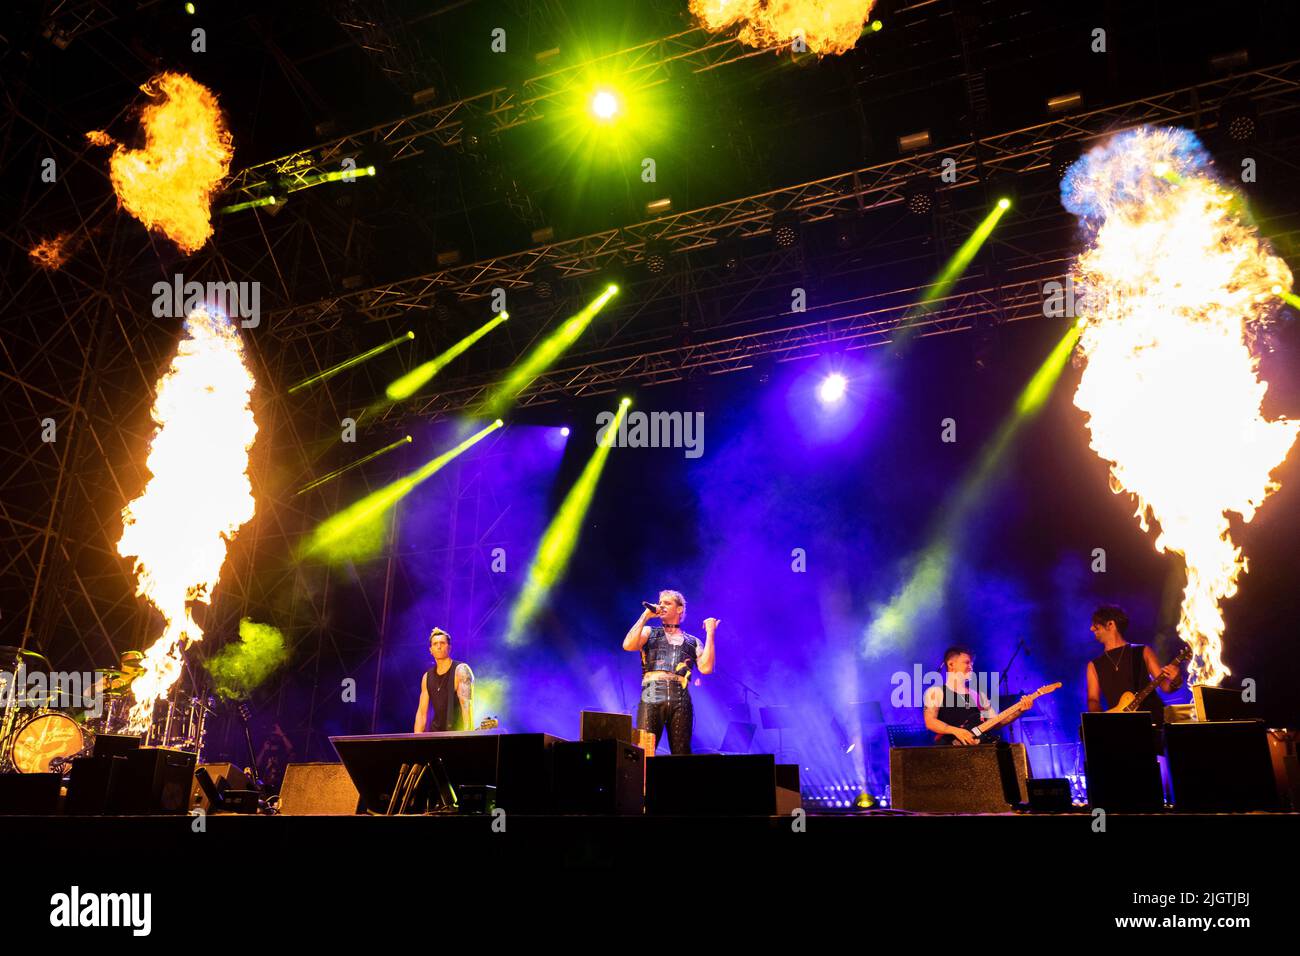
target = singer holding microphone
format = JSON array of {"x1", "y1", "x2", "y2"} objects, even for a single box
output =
[{"x1": 622, "y1": 589, "x2": 717, "y2": 754}]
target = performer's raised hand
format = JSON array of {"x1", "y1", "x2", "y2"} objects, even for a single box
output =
[{"x1": 704, "y1": 617, "x2": 720, "y2": 634}]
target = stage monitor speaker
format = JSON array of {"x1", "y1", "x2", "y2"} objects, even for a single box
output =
[
  {"x1": 646, "y1": 754, "x2": 778, "y2": 815},
  {"x1": 889, "y1": 743, "x2": 1029, "y2": 813},
  {"x1": 66, "y1": 756, "x2": 129, "y2": 814},
  {"x1": 1165, "y1": 720, "x2": 1277, "y2": 811},
  {"x1": 1026, "y1": 777, "x2": 1073, "y2": 812},
  {"x1": 92, "y1": 734, "x2": 141, "y2": 759},
  {"x1": 1081, "y1": 712, "x2": 1163, "y2": 811},
  {"x1": 775, "y1": 763, "x2": 802, "y2": 815},
  {"x1": 279, "y1": 762, "x2": 360, "y2": 815},
  {"x1": 0, "y1": 772, "x2": 61, "y2": 814},
  {"x1": 554, "y1": 739, "x2": 644, "y2": 814},
  {"x1": 112, "y1": 748, "x2": 197, "y2": 814},
  {"x1": 580, "y1": 710, "x2": 634, "y2": 744},
  {"x1": 189, "y1": 763, "x2": 251, "y2": 811},
  {"x1": 1192, "y1": 684, "x2": 1260, "y2": 723}
]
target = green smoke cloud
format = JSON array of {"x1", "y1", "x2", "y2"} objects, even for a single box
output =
[{"x1": 205, "y1": 618, "x2": 289, "y2": 699}]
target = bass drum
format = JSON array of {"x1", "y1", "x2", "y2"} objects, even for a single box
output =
[{"x1": 12, "y1": 712, "x2": 89, "y2": 773}]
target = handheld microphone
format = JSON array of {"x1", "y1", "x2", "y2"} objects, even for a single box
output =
[{"x1": 641, "y1": 601, "x2": 660, "y2": 612}]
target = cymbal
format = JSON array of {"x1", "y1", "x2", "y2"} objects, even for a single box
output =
[{"x1": 0, "y1": 646, "x2": 50, "y2": 666}]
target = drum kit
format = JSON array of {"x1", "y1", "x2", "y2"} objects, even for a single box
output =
[{"x1": 0, "y1": 646, "x2": 214, "y2": 775}]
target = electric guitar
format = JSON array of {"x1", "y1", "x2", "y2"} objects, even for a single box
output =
[
  {"x1": 936, "y1": 682, "x2": 1062, "y2": 744},
  {"x1": 1104, "y1": 645, "x2": 1192, "y2": 713}
]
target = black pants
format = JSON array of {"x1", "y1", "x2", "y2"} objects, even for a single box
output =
[{"x1": 637, "y1": 680, "x2": 693, "y2": 754}]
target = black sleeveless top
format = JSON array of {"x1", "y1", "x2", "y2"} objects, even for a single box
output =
[
  {"x1": 1092, "y1": 644, "x2": 1163, "y2": 724},
  {"x1": 933, "y1": 687, "x2": 996, "y2": 744},
  {"x1": 423, "y1": 660, "x2": 465, "y2": 731}
]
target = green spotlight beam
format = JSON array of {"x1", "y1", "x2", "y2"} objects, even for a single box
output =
[
  {"x1": 286, "y1": 165, "x2": 377, "y2": 193},
  {"x1": 294, "y1": 435, "x2": 413, "y2": 496},
  {"x1": 480, "y1": 285, "x2": 618, "y2": 417},
  {"x1": 918, "y1": 200, "x2": 1012, "y2": 309},
  {"x1": 300, "y1": 419, "x2": 502, "y2": 564},
  {"x1": 386, "y1": 313, "x2": 508, "y2": 401},
  {"x1": 217, "y1": 195, "x2": 280, "y2": 215},
  {"x1": 505, "y1": 401, "x2": 629, "y2": 646},
  {"x1": 1273, "y1": 286, "x2": 1300, "y2": 309},
  {"x1": 862, "y1": 321, "x2": 1082, "y2": 658},
  {"x1": 289, "y1": 332, "x2": 416, "y2": 395}
]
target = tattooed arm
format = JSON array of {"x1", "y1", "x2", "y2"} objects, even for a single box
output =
[{"x1": 456, "y1": 663, "x2": 474, "y2": 730}]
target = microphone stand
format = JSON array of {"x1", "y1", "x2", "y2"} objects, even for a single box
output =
[{"x1": 997, "y1": 639, "x2": 1026, "y2": 744}]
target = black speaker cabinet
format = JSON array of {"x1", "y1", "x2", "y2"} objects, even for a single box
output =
[
  {"x1": 554, "y1": 739, "x2": 644, "y2": 814},
  {"x1": 0, "y1": 772, "x2": 61, "y2": 814},
  {"x1": 1081, "y1": 712, "x2": 1163, "y2": 811},
  {"x1": 66, "y1": 756, "x2": 129, "y2": 814},
  {"x1": 646, "y1": 754, "x2": 778, "y2": 815},
  {"x1": 580, "y1": 710, "x2": 634, "y2": 744},
  {"x1": 189, "y1": 762, "x2": 252, "y2": 812},
  {"x1": 1165, "y1": 720, "x2": 1278, "y2": 811},
  {"x1": 112, "y1": 747, "x2": 197, "y2": 814},
  {"x1": 889, "y1": 743, "x2": 1029, "y2": 813}
]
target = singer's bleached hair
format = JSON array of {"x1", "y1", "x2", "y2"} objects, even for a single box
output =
[{"x1": 659, "y1": 589, "x2": 686, "y2": 613}]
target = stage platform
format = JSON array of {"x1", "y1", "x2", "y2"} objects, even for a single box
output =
[{"x1": 9, "y1": 809, "x2": 1291, "y2": 937}]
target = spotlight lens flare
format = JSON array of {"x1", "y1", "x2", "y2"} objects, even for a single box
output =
[
  {"x1": 997, "y1": 197, "x2": 1011, "y2": 210},
  {"x1": 560, "y1": 427, "x2": 571, "y2": 437},
  {"x1": 818, "y1": 372, "x2": 848, "y2": 404},
  {"x1": 590, "y1": 89, "x2": 620, "y2": 121}
]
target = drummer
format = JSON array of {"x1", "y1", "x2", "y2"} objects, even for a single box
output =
[{"x1": 84, "y1": 650, "x2": 144, "y2": 724}]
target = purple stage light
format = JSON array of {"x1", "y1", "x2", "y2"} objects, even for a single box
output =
[
  {"x1": 818, "y1": 372, "x2": 848, "y2": 404},
  {"x1": 560, "y1": 426, "x2": 571, "y2": 437}
]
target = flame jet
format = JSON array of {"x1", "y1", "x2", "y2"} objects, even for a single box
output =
[
  {"x1": 117, "y1": 308, "x2": 258, "y2": 732},
  {"x1": 1063, "y1": 126, "x2": 1297, "y2": 685}
]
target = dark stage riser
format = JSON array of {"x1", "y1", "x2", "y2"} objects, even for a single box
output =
[{"x1": 7, "y1": 812, "x2": 1292, "y2": 939}]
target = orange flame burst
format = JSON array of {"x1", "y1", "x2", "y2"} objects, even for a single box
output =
[
  {"x1": 689, "y1": 0, "x2": 876, "y2": 55},
  {"x1": 88, "y1": 72, "x2": 233, "y2": 253},
  {"x1": 1065, "y1": 126, "x2": 1298, "y2": 685},
  {"x1": 29, "y1": 233, "x2": 73, "y2": 270},
  {"x1": 117, "y1": 308, "x2": 257, "y2": 732}
]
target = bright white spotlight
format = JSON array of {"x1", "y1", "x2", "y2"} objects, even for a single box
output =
[
  {"x1": 818, "y1": 372, "x2": 848, "y2": 405},
  {"x1": 560, "y1": 426, "x2": 571, "y2": 437},
  {"x1": 590, "y1": 89, "x2": 619, "y2": 121}
]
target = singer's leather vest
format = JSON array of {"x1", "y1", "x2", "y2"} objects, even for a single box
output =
[{"x1": 640, "y1": 627, "x2": 702, "y2": 684}]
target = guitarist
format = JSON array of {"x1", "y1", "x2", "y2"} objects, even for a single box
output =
[
  {"x1": 1085, "y1": 605, "x2": 1182, "y2": 724},
  {"x1": 923, "y1": 646, "x2": 1033, "y2": 746}
]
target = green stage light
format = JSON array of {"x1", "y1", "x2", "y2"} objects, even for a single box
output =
[
  {"x1": 480, "y1": 287, "x2": 619, "y2": 416},
  {"x1": 505, "y1": 401, "x2": 629, "y2": 646},
  {"x1": 290, "y1": 332, "x2": 415, "y2": 394},
  {"x1": 386, "y1": 313, "x2": 507, "y2": 401},
  {"x1": 870, "y1": 19, "x2": 883, "y2": 32},
  {"x1": 1272, "y1": 284, "x2": 1300, "y2": 309},
  {"x1": 300, "y1": 420, "x2": 501, "y2": 564},
  {"x1": 295, "y1": 435, "x2": 412, "y2": 496},
  {"x1": 916, "y1": 199, "x2": 1012, "y2": 309}
]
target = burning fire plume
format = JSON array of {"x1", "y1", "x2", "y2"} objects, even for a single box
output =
[
  {"x1": 116, "y1": 308, "x2": 258, "y2": 732},
  {"x1": 1063, "y1": 126, "x2": 1298, "y2": 684},
  {"x1": 689, "y1": 0, "x2": 877, "y2": 55},
  {"x1": 87, "y1": 72, "x2": 233, "y2": 253},
  {"x1": 28, "y1": 232, "x2": 74, "y2": 270}
]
